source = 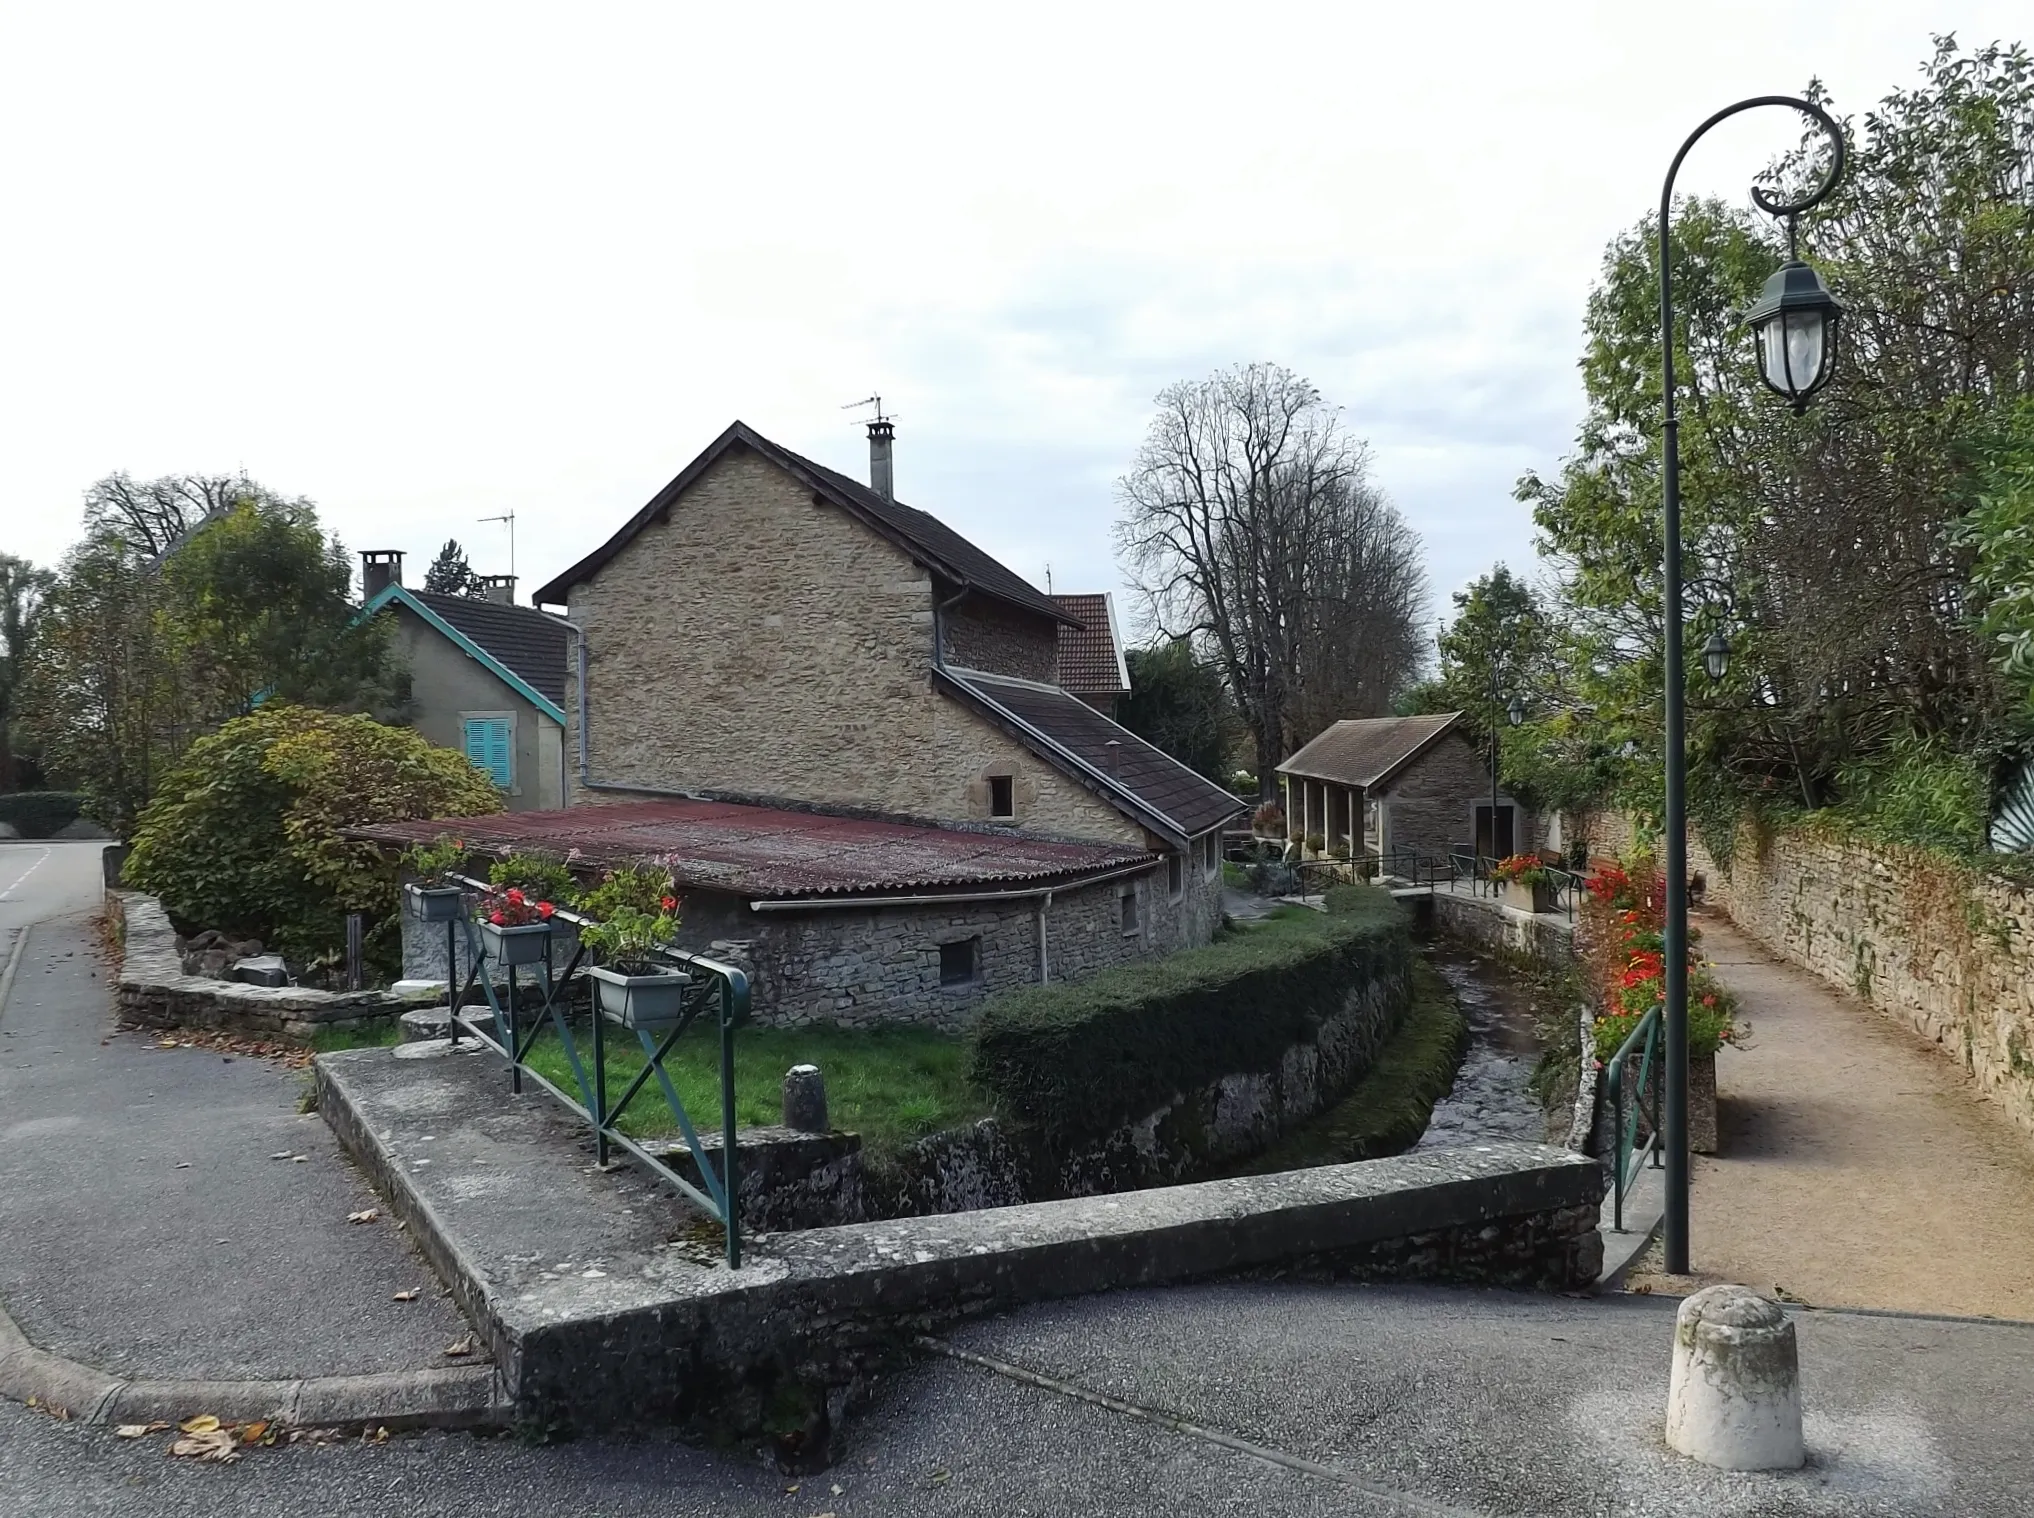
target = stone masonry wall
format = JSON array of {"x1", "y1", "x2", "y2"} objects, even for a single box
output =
[
  {"x1": 1689, "y1": 820, "x2": 2034, "y2": 1141},
  {"x1": 562, "y1": 448, "x2": 1138, "y2": 846},
  {"x1": 942, "y1": 596, "x2": 1059, "y2": 683},
  {"x1": 705, "y1": 867, "x2": 1219, "y2": 1030},
  {"x1": 118, "y1": 894, "x2": 426, "y2": 1042},
  {"x1": 1380, "y1": 734, "x2": 1531, "y2": 860}
]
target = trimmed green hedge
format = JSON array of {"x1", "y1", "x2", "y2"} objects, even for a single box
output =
[
  {"x1": 969, "y1": 885, "x2": 1411, "y2": 1135},
  {"x1": 0, "y1": 791, "x2": 86, "y2": 839}
]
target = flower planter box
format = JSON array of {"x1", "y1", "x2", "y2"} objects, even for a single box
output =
[
  {"x1": 1500, "y1": 877, "x2": 1558, "y2": 914},
  {"x1": 404, "y1": 883, "x2": 465, "y2": 924},
  {"x1": 480, "y1": 920, "x2": 552, "y2": 967},
  {"x1": 589, "y1": 963, "x2": 692, "y2": 1030}
]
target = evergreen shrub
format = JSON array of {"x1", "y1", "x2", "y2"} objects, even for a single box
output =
[{"x1": 969, "y1": 885, "x2": 1410, "y2": 1135}]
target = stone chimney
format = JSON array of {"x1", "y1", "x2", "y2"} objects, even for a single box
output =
[
  {"x1": 361, "y1": 550, "x2": 403, "y2": 600},
  {"x1": 867, "y1": 417, "x2": 895, "y2": 501},
  {"x1": 481, "y1": 574, "x2": 517, "y2": 605}
]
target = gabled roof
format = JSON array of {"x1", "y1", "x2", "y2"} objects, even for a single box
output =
[
  {"x1": 939, "y1": 667, "x2": 1245, "y2": 846},
  {"x1": 362, "y1": 583, "x2": 569, "y2": 725},
  {"x1": 1277, "y1": 713, "x2": 1465, "y2": 790},
  {"x1": 350, "y1": 796, "x2": 1152, "y2": 901},
  {"x1": 1052, "y1": 592, "x2": 1131, "y2": 696},
  {"x1": 531, "y1": 421, "x2": 1076, "y2": 627}
]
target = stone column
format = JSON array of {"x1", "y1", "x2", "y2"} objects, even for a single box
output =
[{"x1": 1666, "y1": 1285, "x2": 1804, "y2": 1470}]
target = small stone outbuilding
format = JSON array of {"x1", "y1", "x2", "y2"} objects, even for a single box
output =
[{"x1": 1278, "y1": 712, "x2": 1534, "y2": 865}]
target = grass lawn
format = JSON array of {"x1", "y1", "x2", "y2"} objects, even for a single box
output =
[
  {"x1": 514, "y1": 1020, "x2": 989, "y2": 1157},
  {"x1": 308, "y1": 1008, "x2": 988, "y2": 1156}
]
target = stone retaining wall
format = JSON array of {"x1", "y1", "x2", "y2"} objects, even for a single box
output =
[
  {"x1": 1687, "y1": 821, "x2": 2034, "y2": 1141},
  {"x1": 1429, "y1": 888, "x2": 1575, "y2": 966},
  {"x1": 116, "y1": 894, "x2": 428, "y2": 1042}
]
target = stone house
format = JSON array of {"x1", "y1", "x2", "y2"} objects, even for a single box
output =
[
  {"x1": 1051, "y1": 592, "x2": 1132, "y2": 717},
  {"x1": 360, "y1": 555, "x2": 571, "y2": 811},
  {"x1": 1277, "y1": 713, "x2": 1533, "y2": 865},
  {"x1": 381, "y1": 419, "x2": 1243, "y2": 1027}
]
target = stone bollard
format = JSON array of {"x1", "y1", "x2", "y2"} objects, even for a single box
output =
[
  {"x1": 1666, "y1": 1284, "x2": 1804, "y2": 1471},
  {"x1": 782, "y1": 1064, "x2": 828, "y2": 1133}
]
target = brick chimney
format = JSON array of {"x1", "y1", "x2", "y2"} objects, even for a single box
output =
[
  {"x1": 481, "y1": 574, "x2": 517, "y2": 605},
  {"x1": 361, "y1": 550, "x2": 403, "y2": 599},
  {"x1": 867, "y1": 417, "x2": 895, "y2": 501}
]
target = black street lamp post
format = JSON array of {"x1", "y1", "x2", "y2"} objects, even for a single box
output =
[{"x1": 1657, "y1": 97, "x2": 1845, "y2": 1275}]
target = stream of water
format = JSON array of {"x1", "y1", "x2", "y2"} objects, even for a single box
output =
[{"x1": 1417, "y1": 952, "x2": 1552, "y2": 1149}]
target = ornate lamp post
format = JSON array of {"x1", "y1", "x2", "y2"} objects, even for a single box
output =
[{"x1": 1658, "y1": 97, "x2": 1845, "y2": 1274}]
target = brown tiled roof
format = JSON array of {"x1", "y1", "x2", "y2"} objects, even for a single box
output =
[
  {"x1": 940, "y1": 668, "x2": 1246, "y2": 844},
  {"x1": 409, "y1": 590, "x2": 570, "y2": 708},
  {"x1": 1052, "y1": 593, "x2": 1130, "y2": 696},
  {"x1": 351, "y1": 797, "x2": 1152, "y2": 901},
  {"x1": 1276, "y1": 713, "x2": 1465, "y2": 789},
  {"x1": 531, "y1": 421, "x2": 1077, "y2": 628}
]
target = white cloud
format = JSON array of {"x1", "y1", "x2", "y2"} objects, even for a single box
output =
[{"x1": 1, "y1": 0, "x2": 2021, "y2": 624}]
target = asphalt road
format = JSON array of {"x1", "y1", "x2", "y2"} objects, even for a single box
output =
[
  {"x1": 0, "y1": 843, "x2": 472, "y2": 1380},
  {"x1": 5, "y1": 1283, "x2": 2031, "y2": 1517}
]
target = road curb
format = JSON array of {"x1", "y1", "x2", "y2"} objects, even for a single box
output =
[
  {"x1": 0, "y1": 918, "x2": 31, "y2": 1022},
  {"x1": 0, "y1": 1297, "x2": 505, "y2": 1431}
]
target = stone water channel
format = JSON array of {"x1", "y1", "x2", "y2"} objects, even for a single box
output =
[{"x1": 1417, "y1": 951, "x2": 1552, "y2": 1149}]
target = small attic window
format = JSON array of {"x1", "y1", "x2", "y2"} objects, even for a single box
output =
[{"x1": 988, "y1": 774, "x2": 1015, "y2": 820}]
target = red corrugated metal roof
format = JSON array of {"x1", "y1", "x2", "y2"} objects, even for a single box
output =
[{"x1": 351, "y1": 797, "x2": 1153, "y2": 899}]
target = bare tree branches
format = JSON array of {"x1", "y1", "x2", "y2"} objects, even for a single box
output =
[{"x1": 1115, "y1": 363, "x2": 1429, "y2": 794}]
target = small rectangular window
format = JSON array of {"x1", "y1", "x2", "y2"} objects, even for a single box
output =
[
  {"x1": 1121, "y1": 883, "x2": 1140, "y2": 935},
  {"x1": 462, "y1": 716, "x2": 513, "y2": 789},
  {"x1": 989, "y1": 774, "x2": 1015, "y2": 819},
  {"x1": 1204, "y1": 834, "x2": 1220, "y2": 877},
  {"x1": 939, "y1": 937, "x2": 978, "y2": 986},
  {"x1": 1167, "y1": 851, "x2": 1184, "y2": 899}
]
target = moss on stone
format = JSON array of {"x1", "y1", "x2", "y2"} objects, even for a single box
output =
[{"x1": 1222, "y1": 957, "x2": 1469, "y2": 1175}]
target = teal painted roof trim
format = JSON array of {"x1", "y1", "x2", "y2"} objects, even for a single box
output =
[{"x1": 359, "y1": 583, "x2": 567, "y2": 726}]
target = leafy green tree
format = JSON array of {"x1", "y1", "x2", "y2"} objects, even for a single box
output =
[
  {"x1": 1521, "y1": 37, "x2": 2034, "y2": 824},
  {"x1": 423, "y1": 538, "x2": 485, "y2": 597},
  {"x1": 1959, "y1": 398, "x2": 2034, "y2": 726},
  {"x1": 1118, "y1": 639, "x2": 1237, "y2": 784},
  {"x1": 19, "y1": 476, "x2": 407, "y2": 830},
  {"x1": 159, "y1": 498, "x2": 403, "y2": 717},
  {"x1": 125, "y1": 703, "x2": 502, "y2": 964},
  {"x1": 17, "y1": 534, "x2": 178, "y2": 829},
  {"x1": 0, "y1": 554, "x2": 56, "y2": 792}
]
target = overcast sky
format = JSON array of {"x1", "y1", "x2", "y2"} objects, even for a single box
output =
[{"x1": 2, "y1": 2, "x2": 2023, "y2": 636}]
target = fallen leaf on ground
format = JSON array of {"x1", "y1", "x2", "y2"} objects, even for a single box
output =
[
  {"x1": 393, "y1": 1289, "x2": 420, "y2": 1302},
  {"x1": 241, "y1": 1421, "x2": 273, "y2": 1445},
  {"x1": 178, "y1": 1414, "x2": 221, "y2": 1435},
  {"x1": 347, "y1": 1208, "x2": 378, "y2": 1225},
  {"x1": 169, "y1": 1429, "x2": 239, "y2": 1463},
  {"x1": 114, "y1": 1423, "x2": 168, "y2": 1439},
  {"x1": 441, "y1": 1333, "x2": 477, "y2": 1357},
  {"x1": 269, "y1": 1152, "x2": 294, "y2": 1161},
  {"x1": 291, "y1": 1155, "x2": 308, "y2": 1163}
]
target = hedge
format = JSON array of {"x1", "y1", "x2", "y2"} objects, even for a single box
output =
[
  {"x1": 968, "y1": 885, "x2": 1411, "y2": 1136},
  {"x1": 0, "y1": 791, "x2": 86, "y2": 839}
]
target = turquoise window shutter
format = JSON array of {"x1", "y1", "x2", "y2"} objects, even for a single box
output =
[{"x1": 463, "y1": 718, "x2": 513, "y2": 788}]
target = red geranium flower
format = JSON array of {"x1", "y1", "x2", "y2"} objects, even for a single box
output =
[
  {"x1": 660, "y1": 895, "x2": 677, "y2": 912},
  {"x1": 489, "y1": 911, "x2": 505, "y2": 925},
  {"x1": 537, "y1": 901, "x2": 555, "y2": 919},
  {"x1": 506, "y1": 887, "x2": 525, "y2": 905}
]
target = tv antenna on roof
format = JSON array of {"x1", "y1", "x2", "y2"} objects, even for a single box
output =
[
  {"x1": 843, "y1": 394, "x2": 897, "y2": 426},
  {"x1": 478, "y1": 509, "x2": 516, "y2": 579}
]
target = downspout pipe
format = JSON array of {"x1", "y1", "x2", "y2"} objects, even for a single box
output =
[{"x1": 932, "y1": 584, "x2": 969, "y2": 670}]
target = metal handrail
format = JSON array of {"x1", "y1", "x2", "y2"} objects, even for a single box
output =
[
  {"x1": 1601, "y1": 1005, "x2": 1664, "y2": 1233},
  {"x1": 431, "y1": 873, "x2": 746, "y2": 1267}
]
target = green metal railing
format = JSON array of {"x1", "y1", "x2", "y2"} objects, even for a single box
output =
[
  {"x1": 1603, "y1": 1004, "x2": 1664, "y2": 1232},
  {"x1": 433, "y1": 877, "x2": 748, "y2": 1268}
]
